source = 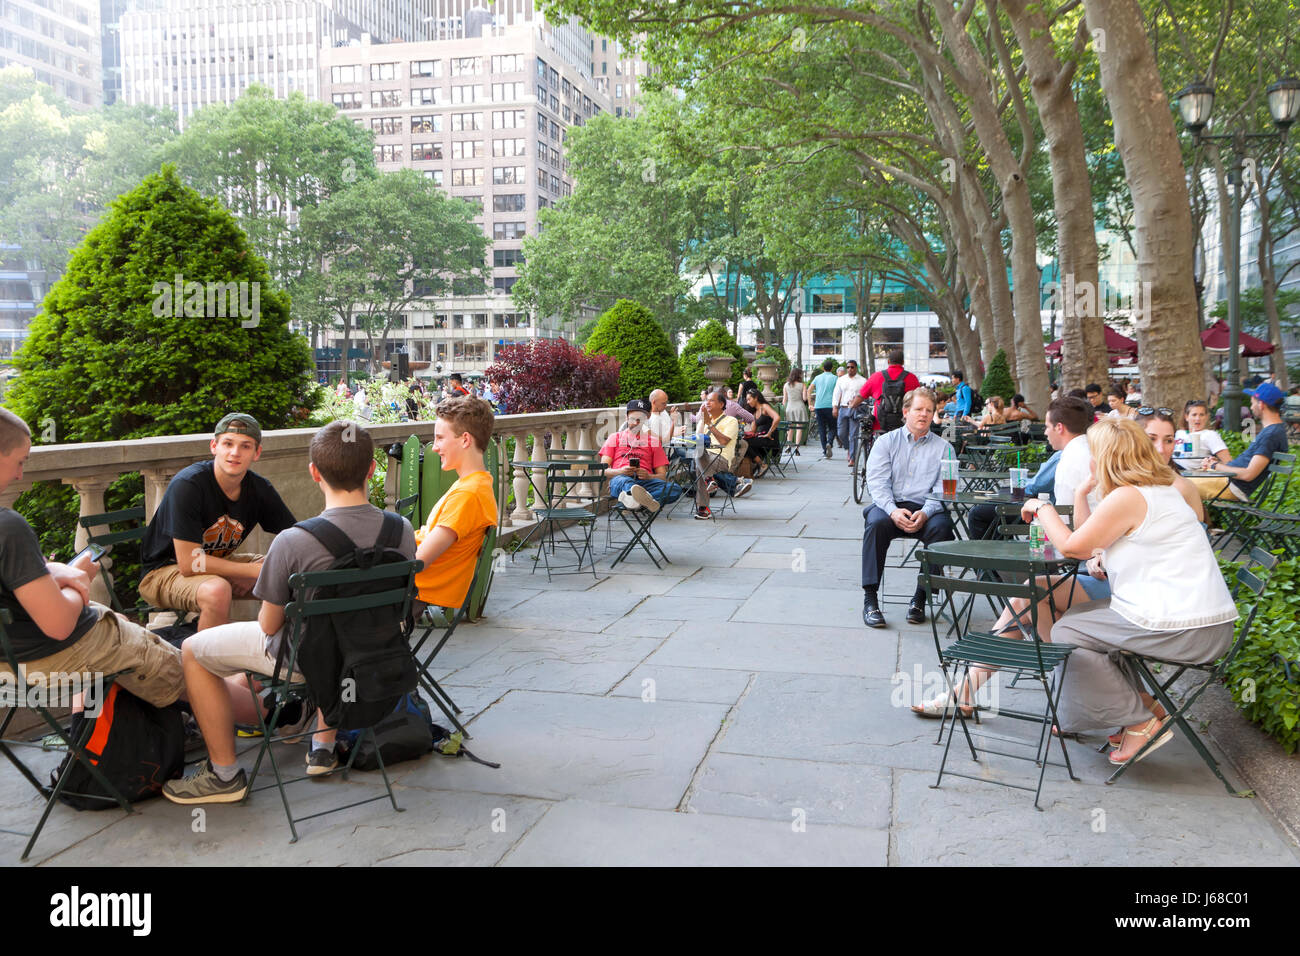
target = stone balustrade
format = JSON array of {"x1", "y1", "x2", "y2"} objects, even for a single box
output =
[{"x1": 2, "y1": 403, "x2": 704, "y2": 554}]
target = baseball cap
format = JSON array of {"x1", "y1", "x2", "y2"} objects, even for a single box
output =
[
  {"x1": 626, "y1": 399, "x2": 651, "y2": 416},
  {"x1": 1244, "y1": 382, "x2": 1285, "y2": 409},
  {"x1": 214, "y1": 412, "x2": 262, "y2": 444}
]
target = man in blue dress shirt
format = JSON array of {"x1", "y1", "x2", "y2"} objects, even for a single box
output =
[{"x1": 861, "y1": 387, "x2": 956, "y2": 628}]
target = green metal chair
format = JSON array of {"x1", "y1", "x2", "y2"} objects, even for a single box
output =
[
  {"x1": 410, "y1": 526, "x2": 496, "y2": 739},
  {"x1": 241, "y1": 557, "x2": 422, "y2": 843},
  {"x1": 1215, "y1": 452, "x2": 1296, "y2": 559},
  {"x1": 531, "y1": 461, "x2": 607, "y2": 578},
  {"x1": 415, "y1": 437, "x2": 499, "y2": 622},
  {"x1": 1105, "y1": 549, "x2": 1276, "y2": 795},
  {"x1": 0, "y1": 609, "x2": 135, "y2": 860},
  {"x1": 917, "y1": 547, "x2": 1079, "y2": 810},
  {"x1": 78, "y1": 506, "x2": 153, "y2": 620}
]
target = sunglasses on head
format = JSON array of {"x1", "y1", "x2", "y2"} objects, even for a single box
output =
[{"x1": 1136, "y1": 406, "x2": 1174, "y2": 419}]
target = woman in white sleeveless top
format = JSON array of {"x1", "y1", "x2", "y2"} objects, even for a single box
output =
[{"x1": 1022, "y1": 419, "x2": 1237, "y2": 766}]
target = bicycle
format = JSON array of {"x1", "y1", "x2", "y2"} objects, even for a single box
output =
[{"x1": 851, "y1": 402, "x2": 876, "y2": 504}]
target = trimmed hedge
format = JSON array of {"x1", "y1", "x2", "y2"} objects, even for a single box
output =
[
  {"x1": 980, "y1": 349, "x2": 1015, "y2": 403},
  {"x1": 679, "y1": 319, "x2": 743, "y2": 398},
  {"x1": 585, "y1": 299, "x2": 686, "y2": 403}
]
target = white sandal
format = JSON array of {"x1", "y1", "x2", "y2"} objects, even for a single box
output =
[
  {"x1": 1107, "y1": 717, "x2": 1172, "y2": 766},
  {"x1": 911, "y1": 693, "x2": 978, "y2": 719}
]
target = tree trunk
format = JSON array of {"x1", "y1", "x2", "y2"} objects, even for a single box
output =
[
  {"x1": 1085, "y1": 0, "x2": 1206, "y2": 413},
  {"x1": 1257, "y1": 181, "x2": 1290, "y2": 389},
  {"x1": 931, "y1": 1, "x2": 1050, "y2": 409},
  {"x1": 793, "y1": 309, "x2": 804, "y2": 369},
  {"x1": 1002, "y1": 0, "x2": 1107, "y2": 392}
]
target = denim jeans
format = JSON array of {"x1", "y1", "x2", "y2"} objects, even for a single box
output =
[{"x1": 609, "y1": 475, "x2": 683, "y2": 505}]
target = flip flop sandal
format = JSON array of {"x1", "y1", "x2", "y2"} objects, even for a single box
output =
[{"x1": 1107, "y1": 717, "x2": 1173, "y2": 766}]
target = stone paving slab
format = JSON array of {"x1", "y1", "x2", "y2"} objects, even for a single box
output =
[
  {"x1": 500, "y1": 590, "x2": 644, "y2": 632},
  {"x1": 412, "y1": 690, "x2": 728, "y2": 809},
  {"x1": 663, "y1": 567, "x2": 770, "y2": 599},
  {"x1": 500, "y1": 800, "x2": 888, "y2": 866},
  {"x1": 608, "y1": 664, "x2": 753, "y2": 705},
  {"x1": 890, "y1": 768, "x2": 1296, "y2": 866},
  {"x1": 646, "y1": 623, "x2": 891, "y2": 679},
  {"x1": 444, "y1": 630, "x2": 660, "y2": 695},
  {"x1": 686, "y1": 753, "x2": 893, "y2": 829}
]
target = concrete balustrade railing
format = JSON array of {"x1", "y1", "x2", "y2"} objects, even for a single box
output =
[{"x1": 1, "y1": 403, "x2": 704, "y2": 555}]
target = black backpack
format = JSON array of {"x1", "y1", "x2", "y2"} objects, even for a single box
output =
[
  {"x1": 336, "y1": 692, "x2": 501, "y2": 770},
  {"x1": 278, "y1": 512, "x2": 418, "y2": 732},
  {"x1": 53, "y1": 683, "x2": 185, "y2": 810},
  {"x1": 878, "y1": 368, "x2": 908, "y2": 432},
  {"x1": 968, "y1": 387, "x2": 985, "y2": 416}
]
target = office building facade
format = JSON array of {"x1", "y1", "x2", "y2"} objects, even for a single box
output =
[
  {"x1": 0, "y1": 0, "x2": 101, "y2": 107},
  {"x1": 319, "y1": 17, "x2": 609, "y2": 377}
]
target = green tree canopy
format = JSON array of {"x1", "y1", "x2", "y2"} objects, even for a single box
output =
[
  {"x1": 679, "y1": 319, "x2": 743, "y2": 398},
  {"x1": 585, "y1": 299, "x2": 686, "y2": 403},
  {"x1": 5, "y1": 165, "x2": 314, "y2": 441}
]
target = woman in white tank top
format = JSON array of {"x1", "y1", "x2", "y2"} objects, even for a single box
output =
[{"x1": 1021, "y1": 419, "x2": 1236, "y2": 766}]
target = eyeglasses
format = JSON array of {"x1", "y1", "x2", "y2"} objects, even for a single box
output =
[{"x1": 1136, "y1": 406, "x2": 1174, "y2": 419}]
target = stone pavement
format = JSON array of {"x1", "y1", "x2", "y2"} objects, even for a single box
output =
[{"x1": 5, "y1": 450, "x2": 1298, "y2": 866}]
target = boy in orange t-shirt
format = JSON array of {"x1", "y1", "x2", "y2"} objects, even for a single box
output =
[{"x1": 414, "y1": 395, "x2": 498, "y2": 609}]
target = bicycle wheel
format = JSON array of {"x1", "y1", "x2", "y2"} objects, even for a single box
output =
[{"x1": 852, "y1": 427, "x2": 873, "y2": 504}]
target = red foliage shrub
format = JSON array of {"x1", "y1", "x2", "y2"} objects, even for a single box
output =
[{"x1": 485, "y1": 338, "x2": 621, "y2": 413}]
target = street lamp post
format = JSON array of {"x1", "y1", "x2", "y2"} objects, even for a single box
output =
[{"x1": 1175, "y1": 76, "x2": 1299, "y2": 432}]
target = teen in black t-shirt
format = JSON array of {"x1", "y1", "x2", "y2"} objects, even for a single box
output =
[{"x1": 138, "y1": 414, "x2": 296, "y2": 629}]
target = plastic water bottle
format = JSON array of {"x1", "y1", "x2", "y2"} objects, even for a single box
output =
[{"x1": 1029, "y1": 515, "x2": 1046, "y2": 553}]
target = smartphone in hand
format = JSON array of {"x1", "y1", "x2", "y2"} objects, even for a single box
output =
[{"x1": 71, "y1": 542, "x2": 107, "y2": 566}]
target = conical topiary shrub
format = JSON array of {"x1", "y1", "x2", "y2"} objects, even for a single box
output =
[
  {"x1": 585, "y1": 299, "x2": 686, "y2": 403},
  {"x1": 979, "y1": 348, "x2": 1016, "y2": 404},
  {"x1": 679, "y1": 319, "x2": 743, "y2": 398},
  {"x1": 6, "y1": 163, "x2": 314, "y2": 442}
]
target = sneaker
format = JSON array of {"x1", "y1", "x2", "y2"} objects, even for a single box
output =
[
  {"x1": 306, "y1": 745, "x2": 340, "y2": 776},
  {"x1": 735, "y1": 478, "x2": 754, "y2": 498},
  {"x1": 694, "y1": 506, "x2": 713, "y2": 520},
  {"x1": 617, "y1": 490, "x2": 642, "y2": 511},
  {"x1": 162, "y1": 760, "x2": 248, "y2": 805},
  {"x1": 626, "y1": 483, "x2": 660, "y2": 512}
]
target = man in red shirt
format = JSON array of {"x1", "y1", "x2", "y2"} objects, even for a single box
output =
[
  {"x1": 848, "y1": 348, "x2": 919, "y2": 432},
  {"x1": 599, "y1": 399, "x2": 685, "y2": 509}
]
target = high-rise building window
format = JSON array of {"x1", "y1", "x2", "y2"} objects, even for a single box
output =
[
  {"x1": 493, "y1": 194, "x2": 526, "y2": 212},
  {"x1": 493, "y1": 166, "x2": 525, "y2": 185},
  {"x1": 331, "y1": 91, "x2": 362, "y2": 109},
  {"x1": 492, "y1": 138, "x2": 526, "y2": 157},
  {"x1": 492, "y1": 109, "x2": 526, "y2": 128},
  {"x1": 451, "y1": 168, "x2": 484, "y2": 186},
  {"x1": 451, "y1": 84, "x2": 480, "y2": 103},
  {"x1": 411, "y1": 59, "x2": 442, "y2": 77},
  {"x1": 493, "y1": 221, "x2": 527, "y2": 239},
  {"x1": 411, "y1": 114, "x2": 444, "y2": 133},
  {"x1": 411, "y1": 87, "x2": 441, "y2": 105},
  {"x1": 451, "y1": 140, "x2": 484, "y2": 159},
  {"x1": 491, "y1": 54, "x2": 523, "y2": 73},
  {"x1": 493, "y1": 248, "x2": 524, "y2": 267},
  {"x1": 423, "y1": 169, "x2": 444, "y2": 186},
  {"x1": 450, "y1": 56, "x2": 482, "y2": 76},
  {"x1": 370, "y1": 62, "x2": 398, "y2": 81},
  {"x1": 371, "y1": 89, "x2": 401, "y2": 108},
  {"x1": 330, "y1": 65, "x2": 362, "y2": 83},
  {"x1": 412, "y1": 143, "x2": 443, "y2": 161},
  {"x1": 451, "y1": 112, "x2": 483, "y2": 131}
]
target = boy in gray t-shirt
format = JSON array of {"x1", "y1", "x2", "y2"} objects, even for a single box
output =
[{"x1": 163, "y1": 422, "x2": 416, "y2": 806}]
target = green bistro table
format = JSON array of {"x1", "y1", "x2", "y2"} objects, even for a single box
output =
[
  {"x1": 925, "y1": 491, "x2": 1018, "y2": 540},
  {"x1": 957, "y1": 470, "x2": 1009, "y2": 493},
  {"x1": 921, "y1": 537, "x2": 1082, "y2": 627}
]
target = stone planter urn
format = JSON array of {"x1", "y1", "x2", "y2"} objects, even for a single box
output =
[
  {"x1": 753, "y1": 362, "x2": 780, "y2": 401},
  {"x1": 701, "y1": 354, "x2": 737, "y2": 390}
]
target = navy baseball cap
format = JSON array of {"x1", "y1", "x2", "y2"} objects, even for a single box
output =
[
  {"x1": 626, "y1": 399, "x2": 651, "y2": 415},
  {"x1": 1244, "y1": 382, "x2": 1285, "y2": 408}
]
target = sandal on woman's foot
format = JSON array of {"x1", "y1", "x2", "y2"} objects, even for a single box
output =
[
  {"x1": 1107, "y1": 717, "x2": 1173, "y2": 766},
  {"x1": 911, "y1": 693, "x2": 977, "y2": 719},
  {"x1": 1108, "y1": 704, "x2": 1169, "y2": 747}
]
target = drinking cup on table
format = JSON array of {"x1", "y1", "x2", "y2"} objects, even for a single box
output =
[
  {"x1": 940, "y1": 458, "x2": 959, "y2": 497},
  {"x1": 1009, "y1": 467, "x2": 1029, "y2": 501}
]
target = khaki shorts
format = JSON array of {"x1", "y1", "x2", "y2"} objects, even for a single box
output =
[
  {"x1": 139, "y1": 553, "x2": 263, "y2": 612},
  {"x1": 1186, "y1": 475, "x2": 1249, "y2": 502},
  {"x1": 0, "y1": 605, "x2": 184, "y2": 708},
  {"x1": 184, "y1": 620, "x2": 302, "y2": 682}
]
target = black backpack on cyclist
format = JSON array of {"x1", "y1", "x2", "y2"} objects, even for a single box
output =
[{"x1": 878, "y1": 368, "x2": 908, "y2": 432}]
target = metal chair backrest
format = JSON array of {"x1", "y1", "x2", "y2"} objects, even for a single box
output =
[
  {"x1": 78, "y1": 506, "x2": 147, "y2": 550},
  {"x1": 544, "y1": 461, "x2": 607, "y2": 512},
  {"x1": 995, "y1": 502, "x2": 1074, "y2": 537}
]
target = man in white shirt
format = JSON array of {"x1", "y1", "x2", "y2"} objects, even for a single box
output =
[
  {"x1": 646, "y1": 389, "x2": 675, "y2": 446},
  {"x1": 832, "y1": 359, "x2": 868, "y2": 466},
  {"x1": 1045, "y1": 396, "x2": 1095, "y2": 507}
]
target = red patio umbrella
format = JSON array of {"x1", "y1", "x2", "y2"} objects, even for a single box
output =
[
  {"x1": 1200, "y1": 319, "x2": 1275, "y2": 356},
  {"x1": 1045, "y1": 324, "x2": 1139, "y2": 358}
]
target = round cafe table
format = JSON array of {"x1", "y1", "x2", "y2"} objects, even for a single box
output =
[{"x1": 925, "y1": 491, "x2": 1019, "y2": 540}]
